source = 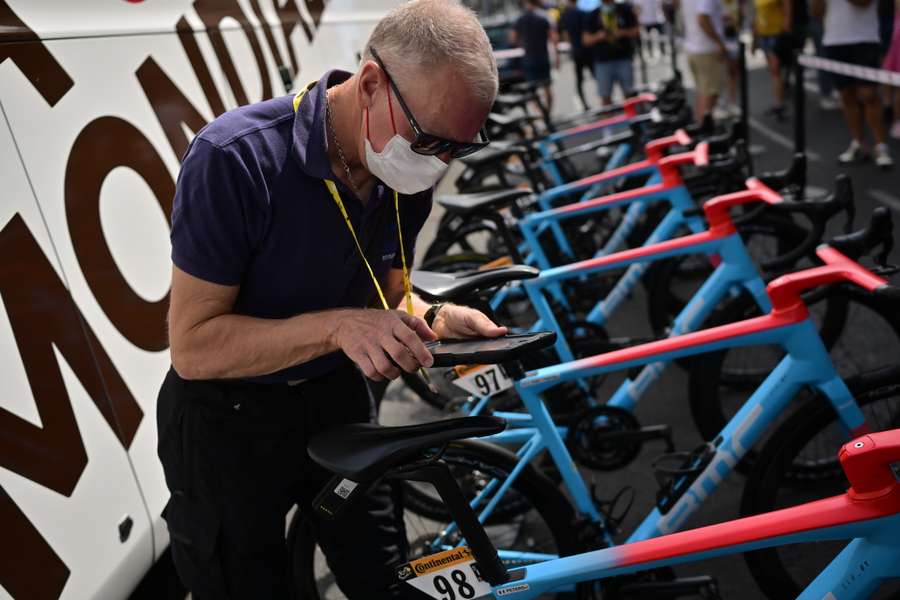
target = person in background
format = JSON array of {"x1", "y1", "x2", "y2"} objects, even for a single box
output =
[
  {"x1": 583, "y1": 0, "x2": 641, "y2": 105},
  {"x1": 559, "y1": 0, "x2": 594, "y2": 109},
  {"x1": 510, "y1": 0, "x2": 561, "y2": 113},
  {"x1": 722, "y1": 0, "x2": 743, "y2": 114},
  {"x1": 752, "y1": 0, "x2": 791, "y2": 120},
  {"x1": 636, "y1": 0, "x2": 669, "y2": 59},
  {"x1": 813, "y1": 0, "x2": 893, "y2": 167},
  {"x1": 883, "y1": 0, "x2": 900, "y2": 137},
  {"x1": 809, "y1": 0, "x2": 840, "y2": 108},
  {"x1": 682, "y1": 0, "x2": 732, "y2": 118}
]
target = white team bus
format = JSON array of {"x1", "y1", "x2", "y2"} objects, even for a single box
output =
[{"x1": 0, "y1": 1, "x2": 406, "y2": 597}]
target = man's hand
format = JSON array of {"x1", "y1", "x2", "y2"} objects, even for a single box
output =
[
  {"x1": 333, "y1": 309, "x2": 436, "y2": 381},
  {"x1": 431, "y1": 304, "x2": 508, "y2": 340}
]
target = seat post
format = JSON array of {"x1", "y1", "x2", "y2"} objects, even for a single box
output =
[
  {"x1": 394, "y1": 461, "x2": 510, "y2": 586},
  {"x1": 478, "y1": 210, "x2": 524, "y2": 263}
]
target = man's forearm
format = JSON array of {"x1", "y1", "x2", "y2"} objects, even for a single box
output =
[{"x1": 172, "y1": 309, "x2": 349, "y2": 380}]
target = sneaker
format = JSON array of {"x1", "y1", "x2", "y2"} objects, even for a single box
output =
[
  {"x1": 838, "y1": 140, "x2": 869, "y2": 164},
  {"x1": 874, "y1": 144, "x2": 894, "y2": 169},
  {"x1": 891, "y1": 121, "x2": 900, "y2": 140},
  {"x1": 819, "y1": 96, "x2": 840, "y2": 110}
]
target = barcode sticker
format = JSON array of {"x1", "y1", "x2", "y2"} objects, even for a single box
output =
[{"x1": 334, "y1": 479, "x2": 357, "y2": 499}]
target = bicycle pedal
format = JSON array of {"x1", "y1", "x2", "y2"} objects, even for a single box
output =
[
  {"x1": 652, "y1": 442, "x2": 717, "y2": 515},
  {"x1": 615, "y1": 575, "x2": 720, "y2": 599}
]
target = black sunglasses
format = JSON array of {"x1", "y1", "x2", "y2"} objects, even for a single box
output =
[{"x1": 369, "y1": 46, "x2": 490, "y2": 159}]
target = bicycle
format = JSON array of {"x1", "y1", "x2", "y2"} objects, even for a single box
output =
[
  {"x1": 293, "y1": 212, "x2": 899, "y2": 598},
  {"x1": 404, "y1": 164, "x2": 843, "y2": 418},
  {"x1": 308, "y1": 412, "x2": 900, "y2": 599}
]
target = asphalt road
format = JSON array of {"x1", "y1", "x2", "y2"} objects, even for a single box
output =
[{"x1": 312, "y1": 47, "x2": 900, "y2": 599}]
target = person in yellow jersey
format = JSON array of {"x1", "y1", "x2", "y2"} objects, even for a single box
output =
[
  {"x1": 156, "y1": 1, "x2": 506, "y2": 598},
  {"x1": 753, "y1": 0, "x2": 792, "y2": 120}
]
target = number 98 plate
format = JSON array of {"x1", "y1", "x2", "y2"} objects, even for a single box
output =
[{"x1": 396, "y1": 546, "x2": 492, "y2": 599}]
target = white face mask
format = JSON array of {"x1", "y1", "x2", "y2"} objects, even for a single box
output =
[{"x1": 364, "y1": 109, "x2": 449, "y2": 195}]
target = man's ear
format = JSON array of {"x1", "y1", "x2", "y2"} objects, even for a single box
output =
[{"x1": 357, "y1": 60, "x2": 382, "y2": 109}]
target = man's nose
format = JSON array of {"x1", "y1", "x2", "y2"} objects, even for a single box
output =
[{"x1": 438, "y1": 151, "x2": 452, "y2": 164}]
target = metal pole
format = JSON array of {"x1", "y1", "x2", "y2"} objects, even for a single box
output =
[
  {"x1": 639, "y1": 42, "x2": 649, "y2": 86},
  {"x1": 792, "y1": 49, "x2": 806, "y2": 196},
  {"x1": 738, "y1": 39, "x2": 749, "y2": 139},
  {"x1": 668, "y1": 8, "x2": 678, "y2": 78}
]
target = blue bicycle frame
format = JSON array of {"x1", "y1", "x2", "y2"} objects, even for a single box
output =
[
  {"x1": 489, "y1": 141, "x2": 709, "y2": 314},
  {"x1": 439, "y1": 247, "x2": 887, "y2": 570},
  {"x1": 489, "y1": 498, "x2": 900, "y2": 599}
]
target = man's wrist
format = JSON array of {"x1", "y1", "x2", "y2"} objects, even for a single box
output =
[{"x1": 424, "y1": 303, "x2": 447, "y2": 328}]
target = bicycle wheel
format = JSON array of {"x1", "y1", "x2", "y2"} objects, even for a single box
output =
[
  {"x1": 740, "y1": 365, "x2": 900, "y2": 599},
  {"x1": 290, "y1": 439, "x2": 582, "y2": 599},
  {"x1": 687, "y1": 287, "x2": 900, "y2": 474}
]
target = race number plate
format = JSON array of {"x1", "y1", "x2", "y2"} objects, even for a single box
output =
[
  {"x1": 452, "y1": 364, "x2": 514, "y2": 397},
  {"x1": 396, "y1": 546, "x2": 491, "y2": 599}
]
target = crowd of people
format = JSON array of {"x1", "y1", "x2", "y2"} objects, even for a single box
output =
[{"x1": 507, "y1": 0, "x2": 900, "y2": 168}]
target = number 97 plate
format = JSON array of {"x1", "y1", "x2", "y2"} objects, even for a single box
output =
[
  {"x1": 452, "y1": 364, "x2": 514, "y2": 398},
  {"x1": 396, "y1": 546, "x2": 492, "y2": 599}
]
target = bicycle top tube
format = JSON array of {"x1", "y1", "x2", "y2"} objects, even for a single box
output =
[
  {"x1": 532, "y1": 178, "x2": 783, "y2": 284},
  {"x1": 547, "y1": 94, "x2": 657, "y2": 142},
  {"x1": 537, "y1": 139, "x2": 708, "y2": 212},
  {"x1": 519, "y1": 246, "x2": 888, "y2": 389}
]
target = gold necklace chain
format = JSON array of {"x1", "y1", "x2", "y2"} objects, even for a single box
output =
[{"x1": 325, "y1": 91, "x2": 362, "y2": 199}]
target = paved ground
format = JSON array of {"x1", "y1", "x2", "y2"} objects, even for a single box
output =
[{"x1": 311, "y1": 47, "x2": 900, "y2": 599}]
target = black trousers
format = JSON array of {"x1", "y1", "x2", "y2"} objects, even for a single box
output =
[
  {"x1": 156, "y1": 362, "x2": 415, "y2": 599},
  {"x1": 572, "y1": 49, "x2": 594, "y2": 109}
]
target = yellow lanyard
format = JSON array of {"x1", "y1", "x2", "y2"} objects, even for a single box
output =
[{"x1": 294, "y1": 84, "x2": 413, "y2": 316}]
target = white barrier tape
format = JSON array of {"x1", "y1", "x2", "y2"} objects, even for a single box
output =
[
  {"x1": 797, "y1": 54, "x2": 900, "y2": 87},
  {"x1": 494, "y1": 42, "x2": 572, "y2": 61}
]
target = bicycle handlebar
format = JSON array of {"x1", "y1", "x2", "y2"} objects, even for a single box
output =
[
  {"x1": 756, "y1": 153, "x2": 807, "y2": 193},
  {"x1": 766, "y1": 210, "x2": 893, "y2": 310},
  {"x1": 758, "y1": 174, "x2": 856, "y2": 272},
  {"x1": 827, "y1": 206, "x2": 894, "y2": 265}
]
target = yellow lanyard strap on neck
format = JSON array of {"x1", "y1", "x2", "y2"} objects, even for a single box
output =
[
  {"x1": 295, "y1": 83, "x2": 413, "y2": 316},
  {"x1": 323, "y1": 182, "x2": 413, "y2": 315}
]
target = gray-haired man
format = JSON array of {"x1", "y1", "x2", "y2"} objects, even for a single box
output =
[{"x1": 157, "y1": 1, "x2": 504, "y2": 597}]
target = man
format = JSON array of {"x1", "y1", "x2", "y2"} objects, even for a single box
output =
[
  {"x1": 559, "y1": 0, "x2": 593, "y2": 109},
  {"x1": 682, "y1": 0, "x2": 731, "y2": 119},
  {"x1": 583, "y1": 0, "x2": 641, "y2": 106},
  {"x1": 813, "y1": 0, "x2": 893, "y2": 166},
  {"x1": 157, "y1": 1, "x2": 506, "y2": 598},
  {"x1": 510, "y1": 0, "x2": 561, "y2": 113}
]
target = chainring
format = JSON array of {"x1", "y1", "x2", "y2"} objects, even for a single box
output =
[{"x1": 566, "y1": 405, "x2": 643, "y2": 471}]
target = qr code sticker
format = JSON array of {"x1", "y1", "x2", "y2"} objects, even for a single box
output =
[{"x1": 334, "y1": 479, "x2": 358, "y2": 499}]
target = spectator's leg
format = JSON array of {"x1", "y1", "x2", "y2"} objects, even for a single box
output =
[
  {"x1": 892, "y1": 89, "x2": 900, "y2": 138},
  {"x1": 620, "y1": 58, "x2": 636, "y2": 97},
  {"x1": 858, "y1": 84, "x2": 887, "y2": 145},
  {"x1": 838, "y1": 86, "x2": 866, "y2": 144},
  {"x1": 573, "y1": 54, "x2": 589, "y2": 110},
  {"x1": 544, "y1": 82, "x2": 554, "y2": 116},
  {"x1": 767, "y1": 51, "x2": 785, "y2": 108},
  {"x1": 810, "y1": 22, "x2": 834, "y2": 97},
  {"x1": 595, "y1": 61, "x2": 614, "y2": 106}
]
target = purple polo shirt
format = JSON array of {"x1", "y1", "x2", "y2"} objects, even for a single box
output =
[{"x1": 170, "y1": 69, "x2": 433, "y2": 383}]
